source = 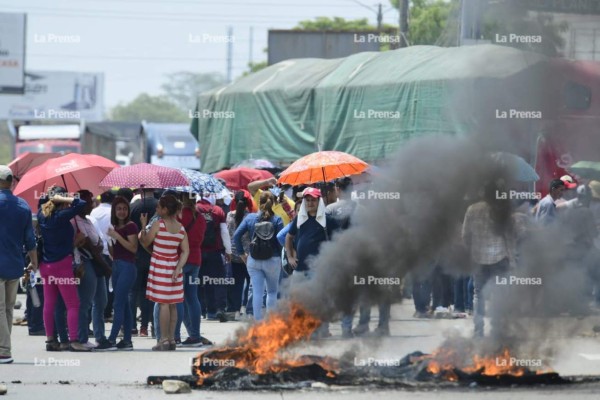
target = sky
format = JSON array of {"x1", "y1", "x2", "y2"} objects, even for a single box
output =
[{"x1": 0, "y1": 0, "x2": 401, "y2": 110}]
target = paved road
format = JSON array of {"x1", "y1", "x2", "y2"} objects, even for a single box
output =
[{"x1": 2, "y1": 294, "x2": 600, "y2": 399}]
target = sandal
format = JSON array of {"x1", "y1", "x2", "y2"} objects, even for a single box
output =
[
  {"x1": 169, "y1": 340, "x2": 177, "y2": 351},
  {"x1": 151, "y1": 340, "x2": 170, "y2": 352}
]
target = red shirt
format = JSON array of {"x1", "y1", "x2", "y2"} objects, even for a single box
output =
[
  {"x1": 112, "y1": 221, "x2": 139, "y2": 263},
  {"x1": 178, "y1": 207, "x2": 206, "y2": 266},
  {"x1": 196, "y1": 200, "x2": 226, "y2": 253}
]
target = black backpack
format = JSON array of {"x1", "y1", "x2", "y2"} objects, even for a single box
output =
[
  {"x1": 201, "y1": 210, "x2": 218, "y2": 247},
  {"x1": 249, "y1": 217, "x2": 275, "y2": 260}
]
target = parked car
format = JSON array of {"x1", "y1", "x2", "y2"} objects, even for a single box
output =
[{"x1": 142, "y1": 121, "x2": 201, "y2": 170}]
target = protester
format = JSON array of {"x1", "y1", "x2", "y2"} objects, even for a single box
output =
[
  {"x1": 141, "y1": 195, "x2": 189, "y2": 351},
  {"x1": 176, "y1": 193, "x2": 210, "y2": 347},
  {"x1": 90, "y1": 190, "x2": 114, "y2": 324},
  {"x1": 0, "y1": 166, "x2": 37, "y2": 363},
  {"x1": 226, "y1": 190, "x2": 253, "y2": 320},
  {"x1": 285, "y1": 188, "x2": 338, "y2": 338},
  {"x1": 233, "y1": 191, "x2": 284, "y2": 321},
  {"x1": 248, "y1": 178, "x2": 296, "y2": 226},
  {"x1": 129, "y1": 188, "x2": 157, "y2": 337},
  {"x1": 96, "y1": 196, "x2": 139, "y2": 351},
  {"x1": 37, "y1": 186, "x2": 90, "y2": 352},
  {"x1": 197, "y1": 193, "x2": 231, "y2": 322},
  {"x1": 534, "y1": 179, "x2": 566, "y2": 224},
  {"x1": 71, "y1": 189, "x2": 111, "y2": 349},
  {"x1": 462, "y1": 181, "x2": 516, "y2": 337}
]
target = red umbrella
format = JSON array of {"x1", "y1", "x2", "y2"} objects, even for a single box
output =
[
  {"x1": 213, "y1": 167, "x2": 274, "y2": 191},
  {"x1": 278, "y1": 151, "x2": 369, "y2": 185},
  {"x1": 8, "y1": 152, "x2": 60, "y2": 181},
  {"x1": 99, "y1": 163, "x2": 188, "y2": 189},
  {"x1": 14, "y1": 153, "x2": 120, "y2": 210}
]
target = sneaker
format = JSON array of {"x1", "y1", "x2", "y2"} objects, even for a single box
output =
[
  {"x1": 139, "y1": 327, "x2": 148, "y2": 337},
  {"x1": 116, "y1": 340, "x2": 133, "y2": 351},
  {"x1": 29, "y1": 329, "x2": 46, "y2": 336},
  {"x1": 352, "y1": 324, "x2": 370, "y2": 336},
  {"x1": 180, "y1": 337, "x2": 203, "y2": 347},
  {"x1": 46, "y1": 340, "x2": 61, "y2": 352},
  {"x1": 199, "y1": 336, "x2": 214, "y2": 346},
  {"x1": 216, "y1": 310, "x2": 228, "y2": 323},
  {"x1": 371, "y1": 326, "x2": 390, "y2": 337},
  {"x1": 225, "y1": 311, "x2": 236, "y2": 321},
  {"x1": 94, "y1": 339, "x2": 117, "y2": 352},
  {"x1": 81, "y1": 341, "x2": 98, "y2": 350},
  {"x1": 0, "y1": 355, "x2": 14, "y2": 364},
  {"x1": 342, "y1": 329, "x2": 354, "y2": 339},
  {"x1": 69, "y1": 342, "x2": 92, "y2": 352}
]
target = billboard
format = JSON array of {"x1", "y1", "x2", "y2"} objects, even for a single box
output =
[
  {"x1": 0, "y1": 13, "x2": 26, "y2": 94},
  {"x1": 268, "y1": 30, "x2": 382, "y2": 65},
  {"x1": 0, "y1": 70, "x2": 104, "y2": 121}
]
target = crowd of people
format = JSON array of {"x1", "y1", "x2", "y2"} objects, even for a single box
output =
[{"x1": 2, "y1": 162, "x2": 600, "y2": 363}]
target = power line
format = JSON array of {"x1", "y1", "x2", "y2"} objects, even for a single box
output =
[
  {"x1": 27, "y1": 53, "x2": 232, "y2": 61},
  {"x1": 77, "y1": 0, "x2": 353, "y2": 7}
]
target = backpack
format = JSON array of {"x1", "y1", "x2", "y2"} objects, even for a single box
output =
[
  {"x1": 201, "y1": 210, "x2": 218, "y2": 247},
  {"x1": 249, "y1": 216, "x2": 275, "y2": 260}
]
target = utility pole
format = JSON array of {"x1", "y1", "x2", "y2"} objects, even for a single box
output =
[
  {"x1": 249, "y1": 26, "x2": 254, "y2": 65},
  {"x1": 226, "y1": 26, "x2": 233, "y2": 83},
  {"x1": 377, "y1": 3, "x2": 383, "y2": 31},
  {"x1": 399, "y1": 0, "x2": 409, "y2": 47}
]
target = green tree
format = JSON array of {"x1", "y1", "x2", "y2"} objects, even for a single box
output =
[
  {"x1": 109, "y1": 94, "x2": 188, "y2": 123},
  {"x1": 482, "y1": 1, "x2": 568, "y2": 56},
  {"x1": 294, "y1": 16, "x2": 373, "y2": 31},
  {"x1": 389, "y1": 0, "x2": 458, "y2": 46},
  {"x1": 161, "y1": 71, "x2": 226, "y2": 111}
]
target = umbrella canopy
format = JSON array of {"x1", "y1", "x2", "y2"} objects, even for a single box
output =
[
  {"x1": 213, "y1": 168, "x2": 274, "y2": 191},
  {"x1": 278, "y1": 151, "x2": 369, "y2": 186},
  {"x1": 168, "y1": 168, "x2": 225, "y2": 194},
  {"x1": 8, "y1": 152, "x2": 60, "y2": 181},
  {"x1": 13, "y1": 153, "x2": 119, "y2": 210},
  {"x1": 490, "y1": 152, "x2": 539, "y2": 182},
  {"x1": 568, "y1": 161, "x2": 600, "y2": 180},
  {"x1": 233, "y1": 159, "x2": 278, "y2": 170},
  {"x1": 99, "y1": 163, "x2": 188, "y2": 190}
]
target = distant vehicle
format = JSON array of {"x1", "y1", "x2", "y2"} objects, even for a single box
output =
[
  {"x1": 142, "y1": 121, "x2": 201, "y2": 170},
  {"x1": 8, "y1": 120, "x2": 84, "y2": 157},
  {"x1": 84, "y1": 122, "x2": 146, "y2": 164}
]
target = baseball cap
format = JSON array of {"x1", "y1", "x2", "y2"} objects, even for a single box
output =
[
  {"x1": 560, "y1": 175, "x2": 577, "y2": 189},
  {"x1": 0, "y1": 165, "x2": 13, "y2": 182},
  {"x1": 303, "y1": 187, "x2": 321, "y2": 198}
]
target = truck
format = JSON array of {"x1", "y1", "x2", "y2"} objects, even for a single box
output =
[
  {"x1": 7, "y1": 120, "x2": 147, "y2": 165},
  {"x1": 142, "y1": 121, "x2": 201, "y2": 170}
]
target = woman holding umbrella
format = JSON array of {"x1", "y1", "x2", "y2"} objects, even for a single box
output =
[
  {"x1": 37, "y1": 187, "x2": 90, "y2": 352},
  {"x1": 140, "y1": 195, "x2": 190, "y2": 351}
]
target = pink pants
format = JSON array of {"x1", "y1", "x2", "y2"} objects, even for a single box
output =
[{"x1": 39, "y1": 255, "x2": 80, "y2": 341}]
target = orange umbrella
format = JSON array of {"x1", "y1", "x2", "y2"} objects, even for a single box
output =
[{"x1": 278, "y1": 151, "x2": 369, "y2": 185}]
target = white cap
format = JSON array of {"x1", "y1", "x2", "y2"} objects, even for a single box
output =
[{"x1": 0, "y1": 165, "x2": 13, "y2": 181}]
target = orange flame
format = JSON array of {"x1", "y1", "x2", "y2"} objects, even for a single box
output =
[
  {"x1": 193, "y1": 303, "x2": 338, "y2": 385},
  {"x1": 424, "y1": 347, "x2": 552, "y2": 379}
]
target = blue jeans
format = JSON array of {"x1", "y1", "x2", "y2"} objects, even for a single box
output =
[
  {"x1": 357, "y1": 302, "x2": 390, "y2": 329},
  {"x1": 246, "y1": 255, "x2": 280, "y2": 321},
  {"x1": 175, "y1": 264, "x2": 201, "y2": 340},
  {"x1": 227, "y1": 261, "x2": 247, "y2": 313},
  {"x1": 92, "y1": 269, "x2": 108, "y2": 342},
  {"x1": 27, "y1": 284, "x2": 45, "y2": 332},
  {"x1": 77, "y1": 259, "x2": 97, "y2": 343},
  {"x1": 198, "y1": 252, "x2": 227, "y2": 315},
  {"x1": 473, "y1": 258, "x2": 509, "y2": 337},
  {"x1": 109, "y1": 259, "x2": 137, "y2": 343}
]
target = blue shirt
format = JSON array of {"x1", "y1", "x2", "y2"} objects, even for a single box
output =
[
  {"x1": 37, "y1": 198, "x2": 86, "y2": 263},
  {"x1": 287, "y1": 215, "x2": 337, "y2": 272},
  {"x1": 277, "y1": 222, "x2": 292, "y2": 246},
  {"x1": 233, "y1": 212, "x2": 284, "y2": 257},
  {"x1": 0, "y1": 190, "x2": 36, "y2": 280},
  {"x1": 534, "y1": 194, "x2": 556, "y2": 225}
]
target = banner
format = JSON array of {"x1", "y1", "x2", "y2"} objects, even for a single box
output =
[
  {"x1": 0, "y1": 70, "x2": 105, "y2": 121},
  {"x1": 0, "y1": 13, "x2": 26, "y2": 94}
]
